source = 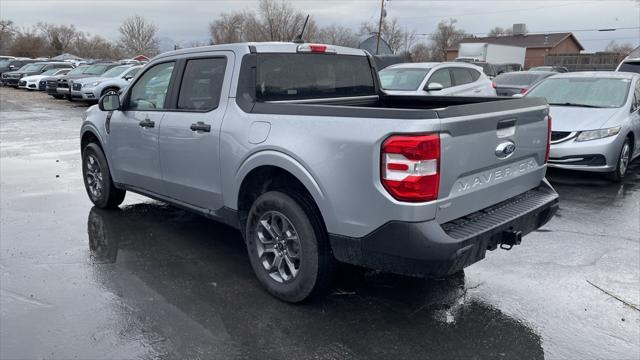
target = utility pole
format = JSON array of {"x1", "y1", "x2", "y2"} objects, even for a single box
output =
[{"x1": 375, "y1": 0, "x2": 385, "y2": 55}]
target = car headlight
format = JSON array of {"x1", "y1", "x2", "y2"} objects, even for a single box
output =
[{"x1": 576, "y1": 126, "x2": 621, "y2": 142}]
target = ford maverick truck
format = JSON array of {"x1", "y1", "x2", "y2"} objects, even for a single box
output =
[{"x1": 81, "y1": 42, "x2": 558, "y2": 302}]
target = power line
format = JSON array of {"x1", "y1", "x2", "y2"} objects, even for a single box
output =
[{"x1": 415, "y1": 26, "x2": 640, "y2": 37}]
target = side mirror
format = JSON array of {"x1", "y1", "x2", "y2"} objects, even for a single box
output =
[
  {"x1": 124, "y1": 75, "x2": 133, "y2": 81},
  {"x1": 99, "y1": 93, "x2": 121, "y2": 111},
  {"x1": 8, "y1": 65, "x2": 15, "y2": 70},
  {"x1": 426, "y1": 82, "x2": 444, "y2": 92}
]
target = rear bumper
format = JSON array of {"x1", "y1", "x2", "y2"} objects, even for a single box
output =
[{"x1": 329, "y1": 180, "x2": 559, "y2": 277}]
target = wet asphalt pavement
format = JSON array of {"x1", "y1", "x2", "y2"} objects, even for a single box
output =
[{"x1": 1, "y1": 87, "x2": 638, "y2": 360}]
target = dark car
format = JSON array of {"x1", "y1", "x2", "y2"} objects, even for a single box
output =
[
  {"x1": 494, "y1": 63, "x2": 523, "y2": 75},
  {"x1": 0, "y1": 58, "x2": 37, "y2": 78},
  {"x1": 57, "y1": 62, "x2": 120, "y2": 100},
  {"x1": 1, "y1": 61, "x2": 74, "y2": 87},
  {"x1": 453, "y1": 58, "x2": 498, "y2": 78},
  {"x1": 529, "y1": 66, "x2": 569, "y2": 73},
  {"x1": 493, "y1": 70, "x2": 556, "y2": 96}
]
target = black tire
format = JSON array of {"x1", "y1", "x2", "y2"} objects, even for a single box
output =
[
  {"x1": 82, "y1": 143, "x2": 125, "y2": 209},
  {"x1": 245, "y1": 190, "x2": 334, "y2": 303},
  {"x1": 608, "y1": 138, "x2": 631, "y2": 182},
  {"x1": 101, "y1": 87, "x2": 119, "y2": 97},
  {"x1": 51, "y1": 94, "x2": 63, "y2": 99}
]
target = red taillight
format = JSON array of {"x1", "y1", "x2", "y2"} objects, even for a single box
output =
[
  {"x1": 491, "y1": 81, "x2": 497, "y2": 88},
  {"x1": 519, "y1": 88, "x2": 528, "y2": 94},
  {"x1": 381, "y1": 134, "x2": 440, "y2": 202},
  {"x1": 309, "y1": 44, "x2": 327, "y2": 53},
  {"x1": 545, "y1": 115, "x2": 552, "y2": 163}
]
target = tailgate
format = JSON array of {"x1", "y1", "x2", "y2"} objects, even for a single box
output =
[{"x1": 435, "y1": 97, "x2": 549, "y2": 223}]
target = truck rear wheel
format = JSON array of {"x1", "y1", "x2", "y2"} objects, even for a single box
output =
[
  {"x1": 244, "y1": 190, "x2": 334, "y2": 303},
  {"x1": 82, "y1": 143, "x2": 125, "y2": 209}
]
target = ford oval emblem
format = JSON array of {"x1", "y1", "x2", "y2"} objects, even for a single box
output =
[{"x1": 495, "y1": 140, "x2": 517, "y2": 159}]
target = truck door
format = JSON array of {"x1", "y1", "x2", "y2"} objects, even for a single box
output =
[
  {"x1": 109, "y1": 61, "x2": 177, "y2": 195},
  {"x1": 158, "y1": 52, "x2": 233, "y2": 211}
]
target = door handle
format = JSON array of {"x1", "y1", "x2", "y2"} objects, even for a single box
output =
[
  {"x1": 190, "y1": 121, "x2": 211, "y2": 133},
  {"x1": 139, "y1": 118, "x2": 155, "y2": 128}
]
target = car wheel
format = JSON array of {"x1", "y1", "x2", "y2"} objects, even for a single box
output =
[
  {"x1": 245, "y1": 191, "x2": 334, "y2": 303},
  {"x1": 608, "y1": 138, "x2": 631, "y2": 182},
  {"x1": 101, "y1": 87, "x2": 119, "y2": 97},
  {"x1": 82, "y1": 143, "x2": 125, "y2": 209}
]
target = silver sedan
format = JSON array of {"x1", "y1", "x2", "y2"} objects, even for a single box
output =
[{"x1": 525, "y1": 71, "x2": 640, "y2": 181}]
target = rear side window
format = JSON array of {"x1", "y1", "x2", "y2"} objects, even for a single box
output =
[
  {"x1": 178, "y1": 58, "x2": 227, "y2": 111},
  {"x1": 428, "y1": 69, "x2": 452, "y2": 88},
  {"x1": 256, "y1": 54, "x2": 375, "y2": 101},
  {"x1": 468, "y1": 69, "x2": 481, "y2": 81},
  {"x1": 451, "y1": 68, "x2": 474, "y2": 85}
]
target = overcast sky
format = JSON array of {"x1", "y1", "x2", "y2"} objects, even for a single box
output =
[{"x1": 1, "y1": 0, "x2": 638, "y2": 52}]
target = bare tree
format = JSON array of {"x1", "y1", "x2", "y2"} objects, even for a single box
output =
[
  {"x1": 209, "y1": 0, "x2": 318, "y2": 44},
  {"x1": 316, "y1": 24, "x2": 359, "y2": 47},
  {"x1": 37, "y1": 22, "x2": 79, "y2": 55},
  {"x1": 118, "y1": 15, "x2": 159, "y2": 57},
  {"x1": 0, "y1": 19, "x2": 18, "y2": 53},
  {"x1": 429, "y1": 19, "x2": 468, "y2": 61},
  {"x1": 73, "y1": 33, "x2": 122, "y2": 59},
  {"x1": 488, "y1": 24, "x2": 527, "y2": 37},
  {"x1": 359, "y1": 17, "x2": 408, "y2": 53},
  {"x1": 604, "y1": 41, "x2": 634, "y2": 55},
  {"x1": 9, "y1": 27, "x2": 48, "y2": 58},
  {"x1": 410, "y1": 42, "x2": 432, "y2": 62}
]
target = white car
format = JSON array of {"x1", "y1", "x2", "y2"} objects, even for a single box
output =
[
  {"x1": 19, "y1": 68, "x2": 72, "y2": 90},
  {"x1": 379, "y1": 62, "x2": 496, "y2": 96}
]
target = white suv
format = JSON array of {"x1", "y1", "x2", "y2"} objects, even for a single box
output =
[{"x1": 379, "y1": 62, "x2": 496, "y2": 96}]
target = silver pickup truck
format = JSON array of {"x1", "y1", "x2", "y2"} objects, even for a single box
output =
[{"x1": 81, "y1": 42, "x2": 559, "y2": 302}]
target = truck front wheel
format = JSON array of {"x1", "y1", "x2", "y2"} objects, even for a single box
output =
[{"x1": 244, "y1": 190, "x2": 334, "y2": 302}]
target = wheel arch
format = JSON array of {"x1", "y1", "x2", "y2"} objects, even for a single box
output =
[{"x1": 232, "y1": 151, "x2": 335, "y2": 234}]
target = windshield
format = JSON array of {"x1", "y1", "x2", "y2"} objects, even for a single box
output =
[
  {"x1": 527, "y1": 77, "x2": 630, "y2": 108},
  {"x1": 618, "y1": 61, "x2": 640, "y2": 74},
  {"x1": 83, "y1": 64, "x2": 110, "y2": 75},
  {"x1": 0, "y1": 59, "x2": 11, "y2": 67},
  {"x1": 67, "y1": 66, "x2": 88, "y2": 75},
  {"x1": 101, "y1": 66, "x2": 130, "y2": 78},
  {"x1": 20, "y1": 63, "x2": 45, "y2": 72},
  {"x1": 495, "y1": 73, "x2": 546, "y2": 86},
  {"x1": 379, "y1": 68, "x2": 430, "y2": 91},
  {"x1": 41, "y1": 69, "x2": 58, "y2": 76},
  {"x1": 255, "y1": 54, "x2": 376, "y2": 101}
]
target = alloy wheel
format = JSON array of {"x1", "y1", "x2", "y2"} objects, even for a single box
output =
[
  {"x1": 85, "y1": 154, "x2": 104, "y2": 199},
  {"x1": 255, "y1": 210, "x2": 301, "y2": 283},
  {"x1": 619, "y1": 142, "x2": 630, "y2": 177}
]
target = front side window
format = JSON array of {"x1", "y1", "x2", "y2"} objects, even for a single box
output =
[
  {"x1": 379, "y1": 68, "x2": 430, "y2": 91},
  {"x1": 256, "y1": 54, "x2": 375, "y2": 101},
  {"x1": 428, "y1": 69, "x2": 452, "y2": 88},
  {"x1": 178, "y1": 58, "x2": 227, "y2": 111},
  {"x1": 451, "y1": 68, "x2": 474, "y2": 85},
  {"x1": 128, "y1": 62, "x2": 175, "y2": 110},
  {"x1": 124, "y1": 67, "x2": 141, "y2": 78}
]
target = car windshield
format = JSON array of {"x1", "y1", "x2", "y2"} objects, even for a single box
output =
[
  {"x1": 101, "y1": 66, "x2": 130, "y2": 78},
  {"x1": 379, "y1": 68, "x2": 430, "y2": 91},
  {"x1": 0, "y1": 59, "x2": 11, "y2": 67},
  {"x1": 527, "y1": 77, "x2": 631, "y2": 108},
  {"x1": 618, "y1": 61, "x2": 640, "y2": 74},
  {"x1": 494, "y1": 73, "x2": 546, "y2": 86},
  {"x1": 83, "y1": 64, "x2": 110, "y2": 75},
  {"x1": 67, "y1": 66, "x2": 88, "y2": 75},
  {"x1": 41, "y1": 69, "x2": 59, "y2": 76},
  {"x1": 20, "y1": 63, "x2": 45, "y2": 72}
]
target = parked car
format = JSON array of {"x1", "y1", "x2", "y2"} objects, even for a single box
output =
[
  {"x1": 616, "y1": 55, "x2": 640, "y2": 74},
  {"x1": 1, "y1": 61, "x2": 74, "y2": 87},
  {"x1": 0, "y1": 56, "x2": 15, "y2": 61},
  {"x1": 0, "y1": 58, "x2": 36, "y2": 78},
  {"x1": 493, "y1": 71, "x2": 556, "y2": 96},
  {"x1": 529, "y1": 66, "x2": 569, "y2": 73},
  {"x1": 494, "y1": 63, "x2": 523, "y2": 75},
  {"x1": 57, "y1": 62, "x2": 120, "y2": 99},
  {"x1": 46, "y1": 65, "x2": 89, "y2": 98},
  {"x1": 454, "y1": 59, "x2": 499, "y2": 78},
  {"x1": 379, "y1": 62, "x2": 496, "y2": 96},
  {"x1": 81, "y1": 42, "x2": 558, "y2": 302},
  {"x1": 70, "y1": 65, "x2": 141, "y2": 101},
  {"x1": 18, "y1": 68, "x2": 72, "y2": 90},
  {"x1": 525, "y1": 71, "x2": 640, "y2": 180}
]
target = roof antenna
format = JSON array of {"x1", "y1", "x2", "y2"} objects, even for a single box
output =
[{"x1": 292, "y1": 15, "x2": 310, "y2": 44}]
